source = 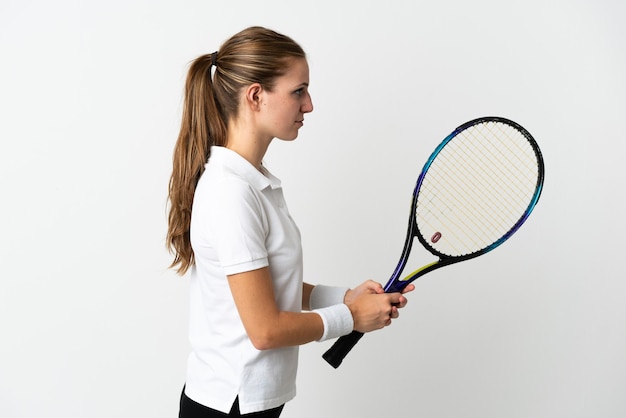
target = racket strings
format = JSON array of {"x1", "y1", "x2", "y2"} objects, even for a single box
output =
[
  {"x1": 416, "y1": 121, "x2": 540, "y2": 257},
  {"x1": 420, "y1": 149, "x2": 528, "y2": 246},
  {"x1": 477, "y1": 122, "x2": 540, "y2": 187},
  {"x1": 456, "y1": 124, "x2": 537, "y2": 213}
]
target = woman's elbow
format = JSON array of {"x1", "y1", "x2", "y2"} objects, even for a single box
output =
[{"x1": 248, "y1": 329, "x2": 280, "y2": 350}]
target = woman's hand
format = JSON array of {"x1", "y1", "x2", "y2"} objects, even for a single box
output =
[
  {"x1": 343, "y1": 280, "x2": 384, "y2": 304},
  {"x1": 344, "y1": 280, "x2": 415, "y2": 333}
]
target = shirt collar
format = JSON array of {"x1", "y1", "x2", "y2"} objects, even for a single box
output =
[{"x1": 209, "y1": 146, "x2": 282, "y2": 191}]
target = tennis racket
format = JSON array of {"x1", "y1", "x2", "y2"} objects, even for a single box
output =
[{"x1": 323, "y1": 116, "x2": 544, "y2": 368}]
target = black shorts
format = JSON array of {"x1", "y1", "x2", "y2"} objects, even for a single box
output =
[{"x1": 179, "y1": 387, "x2": 284, "y2": 418}]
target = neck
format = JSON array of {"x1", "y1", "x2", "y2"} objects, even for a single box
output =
[{"x1": 225, "y1": 120, "x2": 272, "y2": 170}]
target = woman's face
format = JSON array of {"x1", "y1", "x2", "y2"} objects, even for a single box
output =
[{"x1": 257, "y1": 58, "x2": 314, "y2": 141}]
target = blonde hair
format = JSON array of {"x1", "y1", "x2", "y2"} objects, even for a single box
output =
[{"x1": 167, "y1": 27, "x2": 306, "y2": 274}]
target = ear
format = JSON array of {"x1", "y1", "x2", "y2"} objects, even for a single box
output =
[{"x1": 244, "y1": 83, "x2": 263, "y2": 111}]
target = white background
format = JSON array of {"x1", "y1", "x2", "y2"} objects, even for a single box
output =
[{"x1": 1, "y1": 1, "x2": 625, "y2": 417}]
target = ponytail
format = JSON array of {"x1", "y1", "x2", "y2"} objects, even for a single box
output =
[{"x1": 167, "y1": 53, "x2": 225, "y2": 274}]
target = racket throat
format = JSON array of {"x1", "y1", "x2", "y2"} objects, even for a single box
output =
[{"x1": 384, "y1": 261, "x2": 440, "y2": 293}]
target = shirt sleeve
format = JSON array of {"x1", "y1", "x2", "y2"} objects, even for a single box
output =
[{"x1": 207, "y1": 178, "x2": 270, "y2": 275}]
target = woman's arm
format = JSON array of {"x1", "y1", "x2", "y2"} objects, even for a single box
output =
[
  {"x1": 229, "y1": 268, "x2": 324, "y2": 350},
  {"x1": 229, "y1": 268, "x2": 410, "y2": 350}
]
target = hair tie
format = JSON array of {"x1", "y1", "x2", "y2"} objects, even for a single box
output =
[{"x1": 211, "y1": 51, "x2": 218, "y2": 67}]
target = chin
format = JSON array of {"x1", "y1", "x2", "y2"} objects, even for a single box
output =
[{"x1": 278, "y1": 132, "x2": 299, "y2": 141}]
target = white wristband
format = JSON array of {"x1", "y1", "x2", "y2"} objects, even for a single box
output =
[
  {"x1": 314, "y1": 304, "x2": 354, "y2": 342},
  {"x1": 309, "y1": 285, "x2": 349, "y2": 310}
]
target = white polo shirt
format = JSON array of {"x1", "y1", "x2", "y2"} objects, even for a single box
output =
[{"x1": 185, "y1": 146, "x2": 303, "y2": 414}]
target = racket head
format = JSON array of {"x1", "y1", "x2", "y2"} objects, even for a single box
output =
[
  {"x1": 416, "y1": 116, "x2": 543, "y2": 260},
  {"x1": 389, "y1": 117, "x2": 544, "y2": 289}
]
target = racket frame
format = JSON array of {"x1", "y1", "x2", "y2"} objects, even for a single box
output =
[{"x1": 384, "y1": 116, "x2": 544, "y2": 293}]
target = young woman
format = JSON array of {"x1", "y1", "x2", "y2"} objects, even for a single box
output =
[{"x1": 167, "y1": 26, "x2": 414, "y2": 418}]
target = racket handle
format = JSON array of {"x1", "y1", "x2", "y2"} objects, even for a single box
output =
[{"x1": 322, "y1": 330, "x2": 365, "y2": 368}]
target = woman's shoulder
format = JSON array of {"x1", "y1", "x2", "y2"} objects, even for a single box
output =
[
  {"x1": 197, "y1": 165, "x2": 257, "y2": 205},
  {"x1": 200, "y1": 149, "x2": 272, "y2": 195}
]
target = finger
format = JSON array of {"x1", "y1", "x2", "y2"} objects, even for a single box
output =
[
  {"x1": 401, "y1": 284, "x2": 416, "y2": 294},
  {"x1": 368, "y1": 280, "x2": 384, "y2": 294},
  {"x1": 387, "y1": 292, "x2": 405, "y2": 305},
  {"x1": 388, "y1": 294, "x2": 408, "y2": 309}
]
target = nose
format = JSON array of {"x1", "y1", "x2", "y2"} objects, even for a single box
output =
[{"x1": 303, "y1": 92, "x2": 314, "y2": 113}]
